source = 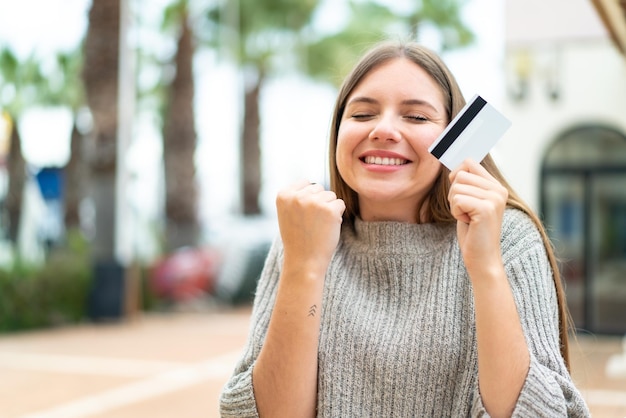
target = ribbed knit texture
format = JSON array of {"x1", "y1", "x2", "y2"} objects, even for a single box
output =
[{"x1": 219, "y1": 209, "x2": 590, "y2": 417}]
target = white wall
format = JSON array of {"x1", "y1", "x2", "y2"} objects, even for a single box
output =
[
  {"x1": 505, "y1": 0, "x2": 607, "y2": 44},
  {"x1": 498, "y1": 0, "x2": 626, "y2": 211}
]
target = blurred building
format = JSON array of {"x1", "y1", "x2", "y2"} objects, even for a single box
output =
[{"x1": 500, "y1": 0, "x2": 626, "y2": 333}]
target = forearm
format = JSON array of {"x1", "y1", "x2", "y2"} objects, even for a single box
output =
[
  {"x1": 252, "y1": 263, "x2": 325, "y2": 418},
  {"x1": 471, "y1": 265, "x2": 530, "y2": 418}
]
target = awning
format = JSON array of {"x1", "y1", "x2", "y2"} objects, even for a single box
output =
[{"x1": 591, "y1": 0, "x2": 626, "y2": 54}]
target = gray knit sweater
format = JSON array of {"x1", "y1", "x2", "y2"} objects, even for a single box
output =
[{"x1": 220, "y1": 209, "x2": 590, "y2": 417}]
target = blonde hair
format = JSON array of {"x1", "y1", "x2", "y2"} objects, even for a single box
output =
[{"x1": 328, "y1": 41, "x2": 572, "y2": 370}]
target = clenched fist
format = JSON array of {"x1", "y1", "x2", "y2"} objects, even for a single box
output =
[
  {"x1": 448, "y1": 159, "x2": 508, "y2": 276},
  {"x1": 276, "y1": 181, "x2": 346, "y2": 277}
]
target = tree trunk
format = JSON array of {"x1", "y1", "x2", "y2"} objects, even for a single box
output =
[
  {"x1": 64, "y1": 121, "x2": 85, "y2": 231},
  {"x1": 163, "y1": 11, "x2": 199, "y2": 251},
  {"x1": 241, "y1": 74, "x2": 262, "y2": 216},
  {"x1": 5, "y1": 120, "x2": 25, "y2": 244},
  {"x1": 82, "y1": 0, "x2": 120, "y2": 261}
]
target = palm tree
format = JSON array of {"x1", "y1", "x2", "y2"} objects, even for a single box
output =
[
  {"x1": 82, "y1": 0, "x2": 121, "y2": 262},
  {"x1": 0, "y1": 48, "x2": 46, "y2": 246},
  {"x1": 305, "y1": 0, "x2": 475, "y2": 87},
  {"x1": 39, "y1": 50, "x2": 87, "y2": 234},
  {"x1": 64, "y1": 119, "x2": 86, "y2": 232},
  {"x1": 203, "y1": 0, "x2": 320, "y2": 215},
  {"x1": 0, "y1": 43, "x2": 88, "y2": 253},
  {"x1": 161, "y1": 0, "x2": 200, "y2": 251},
  {"x1": 4, "y1": 114, "x2": 25, "y2": 245}
]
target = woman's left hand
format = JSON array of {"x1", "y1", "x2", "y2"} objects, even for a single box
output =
[{"x1": 448, "y1": 159, "x2": 508, "y2": 275}]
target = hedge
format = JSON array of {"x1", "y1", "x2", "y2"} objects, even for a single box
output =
[{"x1": 0, "y1": 235, "x2": 92, "y2": 332}]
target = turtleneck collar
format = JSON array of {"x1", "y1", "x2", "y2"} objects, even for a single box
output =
[{"x1": 342, "y1": 218, "x2": 456, "y2": 256}]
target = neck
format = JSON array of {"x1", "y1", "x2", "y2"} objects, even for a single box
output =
[{"x1": 358, "y1": 196, "x2": 431, "y2": 224}]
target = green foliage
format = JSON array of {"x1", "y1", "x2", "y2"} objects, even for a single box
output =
[
  {"x1": 0, "y1": 232, "x2": 92, "y2": 332},
  {"x1": 201, "y1": 0, "x2": 475, "y2": 87},
  {"x1": 44, "y1": 50, "x2": 86, "y2": 110},
  {"x1": 306, "y1": 0, "x2": 475, "y2": 87},
  {"x1": 205, "y1": 0, "x2": 318, "y2": 38},
  {"x1": 0, "y1": 47, "x2": 48, "y2": 114},
  {"x1": 0, "y1": 48, "x2": 19, "y2": 81},
  {"x1": 0, "y1": 46, "x2": 84, "y2": 141},
  {"x1": 411, "y1": 0, "x2": 475, "y2": 50},
  {"x1": 0, "y1": 228, "x2": 166, "y2": 333},
  {"x1": 237, "y1": 0, "x2": 318, "y2": 34},
  {"x1": 202, "y1": 0, "x2": 319, "y2": 70},
  {"x1": 162, "y1": 0, "x2": 190, "y2": 35},
  {"x1": 305, "y1": 1, "x2": 398, "y2": 86}
]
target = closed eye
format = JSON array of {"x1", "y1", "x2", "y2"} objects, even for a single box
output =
[
  {"x1": 405, "y1": 115, "x2": 428, "y2": 122},
  {"x1": 351, "y1": 113, "x2": 375, "y2": 120}
]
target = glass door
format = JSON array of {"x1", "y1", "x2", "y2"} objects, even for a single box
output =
[
  {"x1": 590, "y1": 174, "x2": 626, "y2": 333},
  {"x1": 541, "y1": 125, "x2": 626, "y2": 333},
  {"x1": 543, "y1": 174, "x2": 586, "y2": 328}
]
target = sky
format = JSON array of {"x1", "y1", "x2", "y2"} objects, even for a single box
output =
[
  {"x1": 0, "y1": 0, "x2": 90, "y2": 167},
  {"x1": 0, "y1": 0, "x2": 89, "y2": 58},
  {"x1": 0, "y1": 0, "x2": 505, "y2": 255}
]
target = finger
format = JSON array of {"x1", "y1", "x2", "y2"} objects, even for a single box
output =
[
  {"x1": 282, "y1": 179, "x2": 314, "y2": 193},
  {"x1": 459, "y1": 158, "x2": 487, "y2": 174},
  {"x1": 449, "y1": 158, "x2": 493, "y2": 183},
  {"x1": 450, "y1": 169, "x2": 507, "y2": 204},
  {"x1": 316, "y1": 190, "x2": 338, "y2": 202},
  {"x1": 449, "y1": 174, "x2": 494, "y2": 203},
  {"x1": 449, "y1": 183, "x2": 489, "y2": 202},
  {"x1": 449, "y1": 184, "x2": 507, "y2": 217},
  {"x1": 450, "y1": 190, "x2": 502, "y2": 213},
  {"x1": 278, "y1": 181, "x2": 326, "y2": 203},
  {"x1": 450, "y1": 193, "x2": 501, "y2": 224},
  {"x1": 454, "y1": 185, "x2": 508, "y2": 205},
  {"x1": 448, "y1": 158, "x2": 472, "y2": 182},
  {"x1": 305, "y1": 182, "x2": 325, "y2": 193},
  {"x1": 450, "y1": 195, "x2": 472, "y2": 224},
  {"x1": 451, "y1": 170, "x2": 495, "y2": 189},
  {"x1": 330, "y1": 197, "x2": 346, "y2": 214}
]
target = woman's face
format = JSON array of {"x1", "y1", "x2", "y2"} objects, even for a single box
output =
[{"x1": 336, "y1": 57, "x2": 448, "y2": 223}]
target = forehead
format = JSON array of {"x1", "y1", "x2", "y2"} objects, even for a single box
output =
[{"x1": 348, "y1": 58, "x2": 445, "y2": 108}]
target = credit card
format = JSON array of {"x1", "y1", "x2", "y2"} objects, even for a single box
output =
[{"x1": 428, "y1": 94, "x2": 511, "y2": 170}]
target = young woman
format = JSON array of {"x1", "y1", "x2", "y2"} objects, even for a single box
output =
[{"x1": 220, "y1": 41, "x2": 590, "y2": 418}]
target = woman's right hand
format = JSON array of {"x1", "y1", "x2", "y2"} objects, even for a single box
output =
[
  {"x1": 276, "y1": 181, "x2": 346, "y2": 276},
  {"x1": 253, "y1": 181, "x2": 345, "y2": 418}
]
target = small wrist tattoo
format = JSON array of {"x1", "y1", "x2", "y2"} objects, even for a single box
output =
[{"x1": 308, "y1": 304, "x2": 317, "y2": 317}]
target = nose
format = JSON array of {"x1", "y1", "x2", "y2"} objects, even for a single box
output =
[{"x1": 368, "y1": 114, "x2": 401, "y2": 142}]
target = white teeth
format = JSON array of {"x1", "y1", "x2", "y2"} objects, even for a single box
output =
[{"x1": 364, "y1": 156, "x2": 408, "y2": 166}]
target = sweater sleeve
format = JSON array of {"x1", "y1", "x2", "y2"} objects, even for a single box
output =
[
  {"x1": 476, "y1": 209, "x2": 590, "y2": 417},
  {"x1": 219, "y1": 237, "x2": 283, "y2": 418}
]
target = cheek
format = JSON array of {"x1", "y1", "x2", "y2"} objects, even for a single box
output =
[
  {"x1": 337, "y1": 122, "x2": 359, "y2": 146},
  {"x1": 336, "y1": 125, "x2": 358, "y2": 163},
  {"x1": 412, "y1": 129, "x2": 444, "y2": 176},
  {"x1": 335, "y1": 138, "x2": 351, "y2": 179},
  {"x1": 425, "y1": 125, "x2": 445, "y2": 146},
  {"x1": 413, "y1": 126, "x2": 445, "y2": 152}
]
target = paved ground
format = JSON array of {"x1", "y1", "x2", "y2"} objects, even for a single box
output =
[{"x1": 0, "y1": 304, "x2": 624, "y2": 418}]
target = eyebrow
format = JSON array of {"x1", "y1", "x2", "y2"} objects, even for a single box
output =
[{"x1": 346, "y1": 96, "x2": 440, "y2": 114}]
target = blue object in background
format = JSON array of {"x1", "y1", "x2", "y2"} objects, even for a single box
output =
[
  {"x1": 35, "y1": 167, "x2": 64, "y2": 201},
  {"x1": 34, "y1": 166, "x2": 65, "y2": 249}
]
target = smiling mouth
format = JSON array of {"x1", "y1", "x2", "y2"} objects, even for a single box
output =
[{"x1": 362, "y1": 156, "x2": 410, "y2": 166}]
